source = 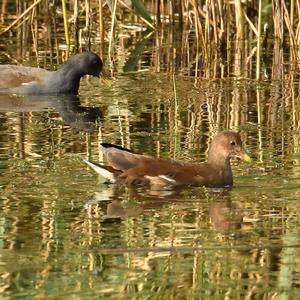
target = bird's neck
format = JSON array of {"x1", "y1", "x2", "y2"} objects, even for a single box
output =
[
  {"x1": 207, "y1": 151, "x2": 233, "y2": 186},
  {"x1": 207, "y1": 149, "x2": 233, "y2": 176},
  {"x1": 54, "y1": 63, "x2": 82, "y2": 94},
  {"x1": 208, "y1": 149, "x2": 229, "y2": 167}
]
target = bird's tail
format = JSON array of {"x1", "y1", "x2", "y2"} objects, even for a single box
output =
[{"x1": 83, "y1": 160, "x2": 117, "y2": 183}]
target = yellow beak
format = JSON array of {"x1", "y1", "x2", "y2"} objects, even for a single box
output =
[
  {"x1": 99, "y1": 68, "x2": 113, "y2": 87},
  {"x1": 238, "y1": 152, "x2": 252, "y2": 162},
  {"x1": 100, "y1": 74, "x2": 113, "y2": 86}
]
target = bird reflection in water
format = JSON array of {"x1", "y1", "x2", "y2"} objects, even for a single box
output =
[
  {"x1": 209, "y1": 200, "x2": 243, "y2": 233},
  {"x1": 0, "y1": 94, "x2": 103, "y2": 132},
  {"x1": 84, "y1": 185, "x2": 244, "y2": 235}
]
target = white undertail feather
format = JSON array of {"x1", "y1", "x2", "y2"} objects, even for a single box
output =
[
  {"x1": 145, "y1": 175, "x2": 177, "y2": 186},
  {"x1": 158, "y1": 175, "x2": 177, "y2": 183},
  {"x1": 83, "y1": 160, "x2": 116, "y2": 183}
]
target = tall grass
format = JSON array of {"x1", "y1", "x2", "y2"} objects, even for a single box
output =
[{"x1": 0, "y1": 0, "x2": 300, "y2": 78}]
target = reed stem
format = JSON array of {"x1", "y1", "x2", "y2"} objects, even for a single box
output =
[
  {"x1": 61, "y1": 0, "x2": 70, "y2": 53},
  {"x1": 0, "y1": 0, "x2": 43, "y2": 35},
  {"x1": 99, "y1": 0, "x2": 104, "y2": 57},
  {"x1": 256, "y1": 0, "x2": 262, "y2": 80},
  {"x1": 108, "y1": 0, "x2": 117, "y2": 69}
]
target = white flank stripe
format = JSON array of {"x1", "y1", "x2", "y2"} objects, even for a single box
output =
[{"x1": 158, "y1": 175, "x2": 176, "y2": 183}]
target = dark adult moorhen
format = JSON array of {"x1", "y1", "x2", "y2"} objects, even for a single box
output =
[
  {"x1": 0, "y1": 52, "x2": 103, "y2": 95},
  {"x1": 84, "y1": 130, "x2": 251, "y2": 188}
]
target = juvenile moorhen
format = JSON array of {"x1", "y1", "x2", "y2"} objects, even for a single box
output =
[{"x1": 84, "y1": 130, "x2": 251, "y2": 188}]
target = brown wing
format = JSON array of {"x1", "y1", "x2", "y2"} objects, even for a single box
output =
[
  {"x1": 100, "y1": 143, "x2": 151, "y2": 171},
  {"x1": 0, "y1": 65, "x2": 50, "y2": 89}
]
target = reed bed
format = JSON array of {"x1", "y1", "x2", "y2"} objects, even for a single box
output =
[{"x1": 0, "y1": 0, "x2": 300, "y2": 79}]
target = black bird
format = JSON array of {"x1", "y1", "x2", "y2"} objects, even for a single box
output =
[{"x1": 0, "y1": 52, "x2": 103, "y2": 95}]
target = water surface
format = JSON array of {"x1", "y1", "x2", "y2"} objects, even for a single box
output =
[{"x1": 0, "y1": 73, "x2": 300, "y2": 299}]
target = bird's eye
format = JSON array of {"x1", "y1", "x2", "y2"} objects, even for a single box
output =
[{"x1": 230, "y1": 140, "x2": 236, "y2": 146}]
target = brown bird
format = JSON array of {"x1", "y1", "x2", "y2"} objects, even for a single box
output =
[
  {"x1": 0, "y1": 52, "x2": 103, "y2": 95},
  {"x1": 84, "y1": 131, "x2": 251, "y2": 188}
]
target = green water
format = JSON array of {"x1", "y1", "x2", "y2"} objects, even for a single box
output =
[{"x1": 0, "y1": 73, "x2": 300, "y2": 299}]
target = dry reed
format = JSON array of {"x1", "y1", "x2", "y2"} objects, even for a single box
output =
[{"x1": 0, "y1": 0, "x2": 300, "y2": 77}]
